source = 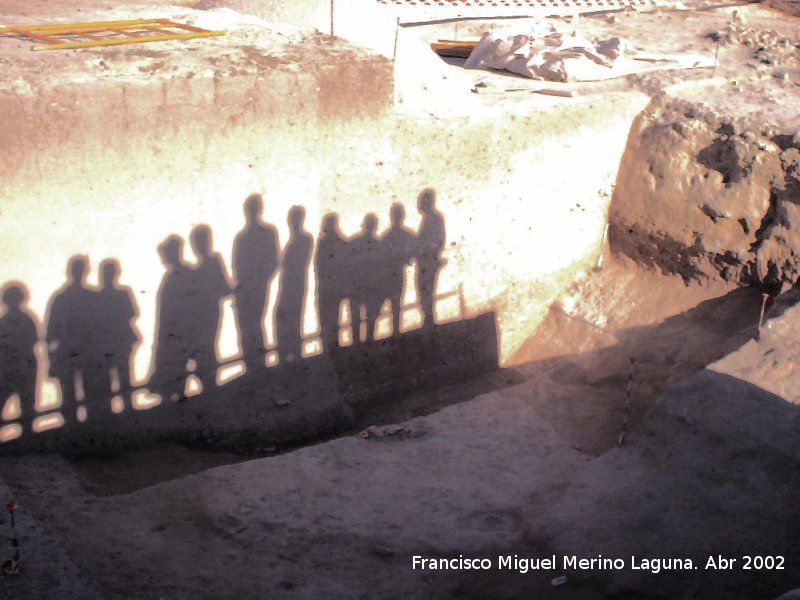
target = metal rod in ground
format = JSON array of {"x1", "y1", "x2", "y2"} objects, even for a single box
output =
[
  {"x1": 713, "y1": 42, "x2": 720, "y2": 78},
  {"x1": 6, "y1": 500, "x2": 18, "y2": 530},
  {"x1": 595, "y1": 223, "x2": 610, "y2": 271},
  {"x1": 755, "y1": 292, "x2": 769, "y2": 341},
  {"x1": 330, "y1": 0, "x2": 335, "y2": 36},
  {"x1": 393, "y1": 16, "x2": 400, "y2": 61},
  {"x1": 618, "y1": 357, "x2": 634, "y2": 447}
]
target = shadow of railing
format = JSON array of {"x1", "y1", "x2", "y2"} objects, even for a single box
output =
[
  {"x1": 0, "y1": 188, "x2": 505, "y2": 455},
  {"x1": 0, "y1": 311, "x2": 499, "y2": 456}
]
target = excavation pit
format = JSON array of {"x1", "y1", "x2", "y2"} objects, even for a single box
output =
[{"x1": 1, "y1": 0, "x2": 799, "y2": 599}]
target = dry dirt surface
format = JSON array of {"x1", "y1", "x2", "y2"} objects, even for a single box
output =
[
  {"x1": 0, "y1": 0, "x2": 383, "y2": 92},
  {"x1": 2, "y1": 258, "x2": 797, "y2": 599},
  {"x1": 1, "y1": 0, "x2": 800, "y2": 599}
]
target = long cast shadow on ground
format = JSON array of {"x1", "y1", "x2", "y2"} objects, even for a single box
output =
[
  {"x1": 1, "y1": 314, "x2": 501, "y2": 454},
  {"x1": 0, "y1": 313, "x2": 509, "y2": 494},
  {"x1": 443, "y1": 370, "x2": 800, "y2": 600},
  {"x1": 507, "y1": 284, "x2": 783, "y2": 456},
  {"x1": 431, "y1": 284, "x2": 800, "y2": 600}
]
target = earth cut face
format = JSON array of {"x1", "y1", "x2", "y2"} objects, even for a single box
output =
[{"x1": 0, "y1": 1, "x2": 799, "y2": 599}]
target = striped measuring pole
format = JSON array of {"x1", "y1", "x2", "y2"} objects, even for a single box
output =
[
  {"x1": 2, "y1": 500, "x2": 20, "y2": 576},
  {"x1": 618, "y1": 357, "x2": 634, "y2": 447}
]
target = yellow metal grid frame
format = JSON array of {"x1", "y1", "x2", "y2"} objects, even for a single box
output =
[{"x1": 0, "y1": 19, "x2": 225, "y2": 51}]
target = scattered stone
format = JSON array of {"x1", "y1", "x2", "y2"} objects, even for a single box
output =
[
  {"x1": 358, "y1": 424, "x2": 424, "y2": 441},
  {"x1": 371, "y1": 544, "x2": 394, "y2": 558},
  {"x1": 470, "y1": 81, "x2": 488, "y2": 93},
  {"x1": 596, "y1": 36, "x2": 624, "y2": 60},
  {"x1": 382, "y1": 425, "x2": 405, "y2": 436},
  {"x1": 535, "y1": 58, "x2": 567, "y2": 83}
]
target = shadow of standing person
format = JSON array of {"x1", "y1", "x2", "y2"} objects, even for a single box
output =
[
  {"x1": 149, "y1": 236, "x2": 193, "y2": 402},
  {"x1": 96, "y1": 259, "x2": 140, "y2": 414},
  {"x1": 349, "y1": 213, "x2": 382, "y2": 343},
  {"x1": 416, "y1": 188, "x2": 446, "y2": 328},
  {"x1": 0, "y1": 282, "x2": 39, "y2": 435},
  {"x1": 380, "y1": 203, "x2": 416, "y2": 337},
  {"x1": 233, "y1": 194, "x2": 279, "y2": 374},
  {"x1": 316, "y1": 213, "x2": 348, "y2": 353},
  {"x1": 45, "y1": 256, "x2": 99, "y2": 426},
  {"x1": 189, "y1": 225, "x2": 232, "y2": 392},
  {"x1": 276, "y1": 206, "x2": 313, "y2": 364}
]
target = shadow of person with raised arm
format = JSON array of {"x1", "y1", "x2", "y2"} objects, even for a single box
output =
[
  {"x1": 95, "y1": 259, "x2": 140, "y2": 414},
  {"x1": 188, "y1": 224, "x2": 232, "y2": 392},
  {"x1": 233, "y1": 194, "x2": 279, "y2": 373},
  {"x1": 149, "y1": 236, "x2": 193, "y2": 403},
  {"x1": 379, "y1": 203, "x2": 416, "y2": 337},
  {"x1": 416, "y1": 188, "x2": 446, "y2": 328},
  {"x1": 0, "y1": 282, "x2": 39, "y2": 434},
  {"x1": 276, "y1": 206, "x2": 313, "y2": 364},
  {"x1": 349, "y1": 213, "x2": 382, "y2": 344},
  {"x1": 316, "y1": 213, "x2": 348, "y2": 353},
  {"x1": 45, "y1": 255, "x2": 99, "y2": 426}
]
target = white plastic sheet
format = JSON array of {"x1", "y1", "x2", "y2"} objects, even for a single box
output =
[{"x1": 464, "y1": 25, "x2": 623, "y2": 82}]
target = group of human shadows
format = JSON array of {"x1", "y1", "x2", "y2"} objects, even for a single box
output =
[{"x1": 0, "y1": 189, "x2": 447, "y2": 435}]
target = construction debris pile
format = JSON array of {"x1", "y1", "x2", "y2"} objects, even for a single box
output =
[
  {"x1": 708, "y1": 13, "x2": 800, "y2": 83},
  {"x1": 463, "y1": 23, "x2": 625, "y2": 82}
]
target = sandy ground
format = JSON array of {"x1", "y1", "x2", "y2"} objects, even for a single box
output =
[
  {"x1": 5, "y1": 0, "x2": 800, "y2": 119},
  {"x1": 0, "y1": 1, "x2": 381, "y2": 87},
  {"x1": 3, "y1": 257, "x2": 797, "y2": 599},
  {"x1": 1, "y1": 0, "x2": 800, "y2": 598}
]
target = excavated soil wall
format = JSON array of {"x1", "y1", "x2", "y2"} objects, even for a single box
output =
[
  {"x1": 609, "y1": 95, "x2": 800, "y2": 288},
  {"x1": 0, "y1": 39, "x2": 646, "y2": 443}
]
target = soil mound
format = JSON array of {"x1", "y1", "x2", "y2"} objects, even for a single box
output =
[
  {"x1": 610, "y1": 96, "x2": 800, "y2": 288},
  {"x1": 546, "y1": 368, "x2": 800, "y2": 599}
]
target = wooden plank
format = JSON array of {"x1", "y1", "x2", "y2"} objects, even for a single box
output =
[
  {"x1": 435, "y1": 39, "x2": 479, "y2": 45},
  {"x1": 143, "y1": 27, "x2": 175, "y2": 36},
  {"x1": 167, "y1": 22, "x2": 209, "y2": 33},
  {"x1": 22, "y1": 32, "x2": 65, "y2": 45},
  {"x1": 0, "y1": 19, "x2": 167, "y2": 33},
  {"x1": 32, "y1": 30, "x2": 225, "y2": 51},
  {"x1": 77, "y1": 32, "x2": 104, "y2": 41},
  {"x1": 431, "y1": 41, "x2": 477, "y2": 58},
  {"x1": 0, "y1": 19, "x2": 225, "y2": 51}
]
